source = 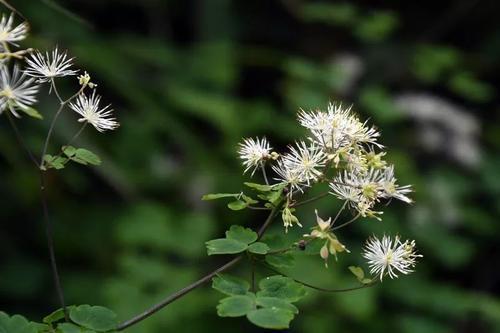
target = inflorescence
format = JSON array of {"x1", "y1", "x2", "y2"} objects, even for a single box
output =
[{"x1": 237, "y1": 103, "x2": 421, "y2": 281}]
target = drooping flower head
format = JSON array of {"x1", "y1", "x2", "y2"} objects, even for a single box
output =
[
  {"x1": 0, "y1": 65, "x2": 39, "y2": 117},
  {"x1": 0, "y1": 13, "x2": 28, "y2": 46},
  {"x1": 24, "y1": 48, "x2": 78, "y2": 82},
  {"x1": 303, "y1": 210, "x2": 350, "y2": 267},
  {"x1": 69, "y1": 90, "x2": 119, "y2": 132},
  {"x1": 238, "y1": 137, "x2": 272, "y2": 175},
  {"x1": 362, "y1": 235, "x2": 422, "y2": 281}
]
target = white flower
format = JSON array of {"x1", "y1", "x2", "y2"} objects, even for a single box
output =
[
  {"x1": 0, "y1": 65, "x2": 39, "y2": 117},
  {"x1": 24, "y1": 48, "x2": 78, "y2": 82},
  {"x1": 0, "y1": 13, "x2": 28, "y2": 46},
  {"x1": 237, "y1": 137, "x2": 271, "y2": 175},
  {"x1": 69, "y1": 91, "x2": 119, "y2": 132},
  {"x1": 272, "y1": 159, "x2": 306, "y2": 195},
  {"x1": 281, "y1": 141, "x2": 326, "y2": 184},
  {"x1": 329, "y1": 169, "x2": 383, "y2": 217},
  {"x1": 379, "y1": 165, "x2": 413, "y2": 204},
  {"x1": 362, "y1": 235, "x2": 422, "y2": 281},
  {"x1": 298, "y1": 103, "x2": 381, "y2": 152}
]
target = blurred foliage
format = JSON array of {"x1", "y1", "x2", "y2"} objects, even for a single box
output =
[{"x1": 1, "y1": 0, "x2": 499, "y2": 333}]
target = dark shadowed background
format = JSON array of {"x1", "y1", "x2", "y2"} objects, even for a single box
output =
[{"x1": 1, "y1": 0, "x2": 500, "y2": 332}]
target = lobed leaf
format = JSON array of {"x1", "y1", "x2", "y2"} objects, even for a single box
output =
[
  {"x1": 216, "y1": 295, "x2": 255, "y2": 318},
  {"x1": 257, "y1": 276, "x2": 307, "y2": 303},
  {"x1": 256, "y1": 296, "x2": 299, "y2": 314},
  {"x1": 0, "y1": 312, "x2": 36, "y2": 333},
  {"x1": 212, "y1": 274, "x2": 250, "y2": 296},
  {"x1": 246, "y1": 308, "x2": 294, "y2": 330},
  {"x1": 225, "y1": 225, "x2": 257, "y2": 244},
  {"x1": 69, "y1": 305, "x2": 117, "y2": 332},
  {"x1": 247, "y1": 242, "x2": 270, "y2": 255},
  {"x1": 206, "y1": 238, "x2": 248, "y2": 255}
]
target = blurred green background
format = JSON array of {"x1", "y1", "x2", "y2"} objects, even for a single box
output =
[{"x1": 1, "y1": 0, "x2": 500, "y2": 332}]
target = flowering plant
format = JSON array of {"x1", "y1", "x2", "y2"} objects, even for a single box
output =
[{"x1": 0, "y1": 6, "x2": 421, "y2": 333}]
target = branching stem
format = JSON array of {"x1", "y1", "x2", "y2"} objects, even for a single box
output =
[{"x1": 116, "y1": 204, "x2": 282, "y2": 331}]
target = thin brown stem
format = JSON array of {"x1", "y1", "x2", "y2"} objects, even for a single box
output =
[
  {"x1": 257, "y1": 203, "x2": 282, "y2": 239},
  {"x1": 36, "y1": 82, "x2": 86, "y2": 317},
  {"x1": 39, "y1": 172, "x2": 68, "y2": 320},
  {"x1": 116, "y1": 256, "x2": 242, "y2": 331},
  {"x1": 116, "y1": 205, "x2": 282, "y2": 331}
]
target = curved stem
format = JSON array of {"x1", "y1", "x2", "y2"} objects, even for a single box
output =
[
  {"x1": 261, "y1": 165, "x2": 269, "y2": 185},
  {"x1": 291, "y1": 192, "x2": 329, "y2": 208},
  {"x1": 51, "y1": 122, "x2": 88, "y2": 161},
  {"x1": 40, "y1": 103, "x2": 65, "y2": 166},
  {"x1": 51, "y1": 79, "x2": 64, "y2": 104},
  {"x1": 116, "y1": 204, "x2": 282, "y2": 331},
  {"x1": 264, "y1": 265, "x2": 376, "y2": 293},
  {"x1": 331, "y1": 213, "x2": 361, "y2": 231},
  {"x1": 40, "y1": 84, "x2": 86, "y2": 167},
  {"x1": 6, "y1": 111, "x2": 39, "y2": 167}
]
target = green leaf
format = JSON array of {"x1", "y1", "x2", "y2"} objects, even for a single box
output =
[
  {"x1": 216, "y1": 295, "x2": 255, "y2": 317},
  {"x1": 206, "y1": 238, "x2": 248, "y2": 255},
  {"x1": 244, "y1": 182, "x2": 272, "y2": 192},
  {"x1": 265, "y1": 253, "x2": 295, "y2": 268},
  {"x1": 30, "y1": 322, "x2": 50, "y2": 333},
  {"x1": 43, "y1": 306, "x2": 75, "y2": 324},
  {"x1": 57, "y1": 323, "x2": 81, "y2": 333},
  {"x1": 69, "y1": 305, "x2": 117, "y2": 332},
  {"x1": 43, "y1": 155, "x2": 68, "y2": 170},
  {"x1": 225, "y1": 225, "x2": 258, "y2": 244},
  {"x1": 246, "y1": 308, "x2": 294, "y2": 330},
  {"x1": 212, "y1": 274, "x2": 250, "y2": 296},
  {"x1": 256, "y1": 297, "x2": 299, "y2": 314},
  {"x1": 227, "y1": 200, "x2": 247, "y2": 210},
  {"x1": 248, "y1": 242, "x2": 270, "y2": 255},
  {"x1": 257, "y1": 276, "x2": 307, "y2": 303},
  {"x1": 0, "y1": 312, "x2": 37, "y2": 333},
  {"x1": 19, "y1": 106, "x2": 43, "y2": 119},
  {"x1": 72, "y1": 149, "x2": 101, "y2": 166},
  {"x1": 241, "y1": 194, "x2": 258, "y2": 205},
  {"x1": 62, "y1": 145, "x2": 77, "y2": 158},
  {"x1": 201, "y1": 193, "x2": 240, "y2": 201}
]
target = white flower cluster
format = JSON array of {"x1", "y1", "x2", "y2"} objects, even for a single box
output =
[
  {"x1": 0, "y1": 11, "x2": 118, "y2": 132},
  {"x1": 238, "y1": 103, "x2": 411, "y2": 219},
  {"x1": 237, "y1": 103, "x2": 421, "y2": 280}
]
